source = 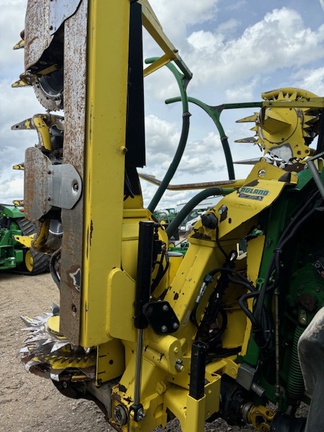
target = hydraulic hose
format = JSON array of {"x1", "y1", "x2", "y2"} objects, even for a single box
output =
[
  {"x1": 146, "y1": 58, "x2": 191, "y2": 213},
  {"x1": 166, "y1": 96, "x2": 235, "y2": 180},
  {"x1": 166, "y1": 187, "x2": 234, "y2": 239}
]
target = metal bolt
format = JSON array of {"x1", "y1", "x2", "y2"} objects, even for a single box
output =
[
  {"x1": 299, "y1": 309, "x2": 307, "y2": 325},
  {"x1": 137, "y1": 407, "x2": 145, "y2": 422},
  {"x1": 175, "y1": 359, "x2": 184, "y2": 372},
  {"x1": 162, "y1": 304, "x2": 169, "y2": 312},
  {"x1": 258, "y1": 169, "x2": 266, "y2": 177},
  {"x1": 161, "y1": 325, "x2": 168, "y2": 333},
  {"x1": 146, "y1": 306, "x2": 153, "y2": 316},
  {"x1": 173, "y1": 322, "x2": 179, "y2": 330},
  {"x1": 72, "y1": 181, "x2": 79, "y2": 191}
]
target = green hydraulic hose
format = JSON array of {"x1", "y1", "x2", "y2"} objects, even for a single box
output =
[
  {"x1": 146, "y1": 57, "x2": 191, "y2": 213},
  {"x1": 165, "y1": 96, "x2": 235, "y2": 180},
  {"x1": 166, "y1": 187, "x2": 234, "y2": 239}
]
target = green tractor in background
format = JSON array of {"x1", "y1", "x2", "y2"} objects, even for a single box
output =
[{"x1": 0, "y1": 203, "x2": 50, "y2": 274}]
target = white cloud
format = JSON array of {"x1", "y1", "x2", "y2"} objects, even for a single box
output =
[
  {"x1": 149, "y1": 0, "x2": 219, "y2": 44},
  {"x1": 216, "y1": 18, "x2": 240, "y2": 36},
  {"x1": 292, "y1": 67, "x2": 324, "y2": 95},
  {"x1": 226, "y1": 1, "x2": 247, "y2": 12},
  {"x1": 145, "y1": 114, "x2": 180, "y2": 152},
  {"x1": 0, "y1": 168, "x2": 24, "y2": 202},
  {"x1": 0, "y1": 81, "x2": 42, "y2": 202},
  {"x1": 0, "y1": 0, "x2": 26, "y2": 77},
  {"x1": 185, "y1": 7, "x2": 324, "y2": 99}
]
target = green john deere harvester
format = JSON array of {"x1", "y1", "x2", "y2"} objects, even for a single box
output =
[{"x1": 0, "y1": 203, "x2": 49, "y2": 274}]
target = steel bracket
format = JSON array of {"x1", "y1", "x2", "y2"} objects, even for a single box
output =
[
  {"x1": 49, "y1": 0, "x2": 82, "y2": 35},
  {"x1": 24, "y1": 147, "x2": 82, "y2": 221}
]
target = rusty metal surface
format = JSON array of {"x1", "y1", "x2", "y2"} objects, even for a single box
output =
[
  {"x1": 60, "y1": 0, "x2": 88, "y2": 345},
  {"x1": 139, "y1": 173, "x2": 244, "y2": 190},
  {"x1": 24, "y1": 147, "x2": 52, "y2": 221},
  {"x1": 24, "y1": 0, "x2": 53, "y2": 70},
  {"x1": 49, "y1": 0, "x2": 82, "y2": 35}
]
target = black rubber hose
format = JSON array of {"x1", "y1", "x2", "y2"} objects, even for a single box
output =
[
  {"x1": 148, "y1": 111, "x2": 191, "y2": 212},
  {"x1": 50, "y1": 247, "x2": 61, "y2": 290},
  {"x1": 166, "y1": 187, "x2": 233, "y2": 238}
]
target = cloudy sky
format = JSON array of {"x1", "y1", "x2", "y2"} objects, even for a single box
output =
[{"x1": 1, "y1": 0, "x2": 324, "y2": 210}]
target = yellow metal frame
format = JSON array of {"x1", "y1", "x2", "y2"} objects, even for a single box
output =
[{"x1": 80, "y1": 0, "x2": 130, "y2": 347}]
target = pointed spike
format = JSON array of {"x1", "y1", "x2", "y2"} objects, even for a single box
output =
[
  {"x1": 11, "y1": 118, "x2": 34, "y2": 131},
  {"x1": 250, "y1": 126, "x2": 259, "y2": 132},
  {"x1": 12, "y1": 163, "x2": 24, "y2": 171},
  {"x1": 304, "y1": 114, "x2": 319, "y2": 125},
  {"x1": 13, "y1": 39, "x2": 25, "y2": 50},
  {"x1": 236, "y1": 113, "x2": 259, "y2": 123},
  {"x1": 20, "y1": 315, "x2": 36, "y2": 326},
  {"x1": 234, "y1": 136, "x2": 258, "y2": 143},
  {"x1": 11, "y1": 79, "x2": 30, "y2": 88},
  {"x1": 50, "y1": 373, "x2": 60, "y2": 381},
  {"x1": 302, "y1": 130, "x2": 312, "y2": 138},
  {"x1": 234, "y1": 158, "x2": 261, "y2": 165},
  {"x1": 290, "y1": 90, "x2": 298, "y2": 100}
]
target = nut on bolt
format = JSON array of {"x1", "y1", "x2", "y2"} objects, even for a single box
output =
[
  {"x1": 137, "y1": 407, "x2": 145, "y2": 422},
  {"x1": 175, "y1": 359, "x2": 184, "y2": 372}
]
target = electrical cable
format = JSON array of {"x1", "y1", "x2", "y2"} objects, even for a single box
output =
[
  {"x1": 216, "y1": 223, "x2": 228, "y2": 260},
  {"x1": 250, "y1": 191, "x2": 322, "y2": 348},
  {"x1": 151, "y1": 245, "x2": 170, "y2": 292},
  {"x1": 50, "y1": 247, "x2": 61, "y2": 289},
  {"x1": 254, "y1": 199, "x2": 322, "y2": 325}
]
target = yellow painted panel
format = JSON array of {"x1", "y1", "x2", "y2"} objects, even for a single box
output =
[
  {"x1": 81, "y1": 0, "x2": 130, "y2": 347},
  {"x1": 107, "y1": 268, "x2": 137, "y2": 342}
]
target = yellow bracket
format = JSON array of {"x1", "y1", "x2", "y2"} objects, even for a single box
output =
[
  {"x1": 95, "y1": 339, "x2": 125, "y2": 385},
  {"x1": 13, "y1": 234, "x2": 34, "y2": 248},
  {"x1": 263, "y1": 98, "x2": 324, "y2": 108},
  {"x1": 246, "y1": 404, "x2": 275, "y2": 432},
  {"x1": 32, "y1": 219, "x2": 51, "y2": 253},
  {"x1": 32, "y1": 115, "x2": 52, "y2": 151},
  {"x1": 140, "y1": 0, "x2": 192, "y2": 79},
  {"x1": 38, "y1": 64, "x2": 58, "y2": 75}
]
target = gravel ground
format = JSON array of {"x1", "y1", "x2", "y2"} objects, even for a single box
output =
[{"x1": 0, "y1": 272, "x2": 255, "y2": 432}]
